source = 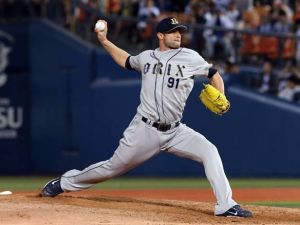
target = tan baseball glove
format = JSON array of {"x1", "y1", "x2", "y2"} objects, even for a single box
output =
[{"x1": 199, "y1": 84, "x2": 230, "y2": 115}]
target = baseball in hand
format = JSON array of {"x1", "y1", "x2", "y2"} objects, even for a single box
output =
[{"x1": 95, "y1": 21, "x2": 105, "y2": 31}]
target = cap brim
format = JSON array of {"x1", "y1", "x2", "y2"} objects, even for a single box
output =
[{"x1": 164, "y1": 25, "x2": 188, "y2": 33}]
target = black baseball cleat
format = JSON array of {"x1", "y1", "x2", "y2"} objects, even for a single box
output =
[
  {"x1": 41, "y1": 177, "x2": 64, "y2": 197},
  {"x1": 216, "y1": 205, "x2": 253, "y2": 218}
]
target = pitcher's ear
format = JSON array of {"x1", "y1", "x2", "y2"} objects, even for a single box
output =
[{"x1": 157, "y1": 32, "x2": 164, "y2": 40}]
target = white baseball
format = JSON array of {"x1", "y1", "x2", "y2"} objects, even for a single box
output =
[{"x1": 95, "y1": 21, "x2": 105, "y2": 31}]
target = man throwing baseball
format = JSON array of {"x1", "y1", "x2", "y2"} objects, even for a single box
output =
[{"x1": 41, "y1": 17, "x2": 252, "y2": 218}]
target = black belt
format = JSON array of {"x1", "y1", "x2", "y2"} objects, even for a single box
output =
[{"x1": 142, "y1": 117, "x2": 180, "y2": 132}]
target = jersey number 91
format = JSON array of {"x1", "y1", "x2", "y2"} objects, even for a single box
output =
[{"x1": 167, "y1": 77, "x2": 180, "y2": 89}]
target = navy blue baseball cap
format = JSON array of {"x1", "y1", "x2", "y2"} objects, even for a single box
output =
[{"x1": 156, "y1": 17, "x2": 188, "y2": 33}]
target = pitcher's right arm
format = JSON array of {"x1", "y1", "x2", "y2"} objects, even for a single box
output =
[{"x1": 95, "y1": 20, "x2": 130, "y2": 69}]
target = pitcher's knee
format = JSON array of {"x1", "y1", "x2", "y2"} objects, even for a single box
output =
[
  {"x1": 99, "y1": 160, "x2": 131, "y2": 179},
  {"x1": 192, "y1": 144, "x2": 220, "y2": 164},
  {"x1": 99, "y1": 165, "x2": 121, "y2": 179},
  {"x1": 204, "y1": 144, "x2": 220, "y2": 161}
]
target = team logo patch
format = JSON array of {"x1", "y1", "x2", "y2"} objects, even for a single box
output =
[{"x1": 170, "y1": 18, "x2": 178, "y2": 25}]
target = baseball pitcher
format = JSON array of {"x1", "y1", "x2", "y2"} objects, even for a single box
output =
[{"x1": 41, "y1": 17, "x2": 252, "y2": 218}]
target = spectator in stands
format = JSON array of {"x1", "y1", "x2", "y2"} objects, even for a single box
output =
[
  {"x1": 272, "y1": 0, "x2": 293, "y2": 24},
  {"x1": 293, "y1": 0, "x2": 300, "y2": 22},
  {"x1": 226, "y1": 1, "x2": 242, "y2": 28},
  {"x1": 63, "y1": 0, "x2": 73, "y2": 28},
  {"x1": 204, "y1": 5, "x2": 235, "y2": 61},
  {"x1": 106, "y1": 0, "x2": 122, "y2": 15},
  {"x1": 111, "y1": 0, "x2": 140, "y2": 43},
  {"x1": 295, "y1": 19, "x2": 300, "y2": 66},
  {"x1": 185, "y1": 0, "x2": 208, "y2": 24},
  {"x1": 243, "y1": 0, "x2": 267, "y2": 31},
  {"x1": 278, "y1": 74, "x2": 300, "y2": 103},
  {"x1": 185, "y1": 1, "x2": 208, "y2": 55},
  {"x1": 136, "y1": 0, "x2": 160, "y2": 46},
  {"x1": 72, "y1": 0, "x2": 98, "y2": 40},
  {"x1": 258, "y1": 11, "x2": 274, "y2": 32},
  {"x1": 253, "y1": 60, "x2": 279, "y2": 95},
  {"x1": 277, "y1": 60, "x2": 297, "y2": 92},
  {"x1": 273, "y1": 9, "x2": 292, "y2": 33}
]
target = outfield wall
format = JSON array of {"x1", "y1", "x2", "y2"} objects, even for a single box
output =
[
  {"x1": 0, "y1": 20, "x2": 299, "y2": 177},
  {"x1": 0, "y1": 21, "x2": 31, "y2": 173}
]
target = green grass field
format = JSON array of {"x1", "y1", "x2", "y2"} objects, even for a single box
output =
[
  {"x1": 1, "y1": 177, "x2": 300, "y2": 190},
  {"x1": 0, "y1": 177, "x2": 299, "y2": 208}
]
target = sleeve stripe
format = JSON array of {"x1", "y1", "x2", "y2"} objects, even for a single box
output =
[
  {"x1": 125, "y1": 56, "x2": 135, "y2": 71},
  {"x1": 208, "y1": 67, "x2": 217, "y2": 78}
]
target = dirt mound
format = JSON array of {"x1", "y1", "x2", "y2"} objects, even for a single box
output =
[{"x1": 0, "y1": 192, "x2": 299, "y2": 225}]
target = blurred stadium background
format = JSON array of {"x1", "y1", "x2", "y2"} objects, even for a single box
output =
[{"x1": 0, "y1": 0, "x2": 300, "y2": 179}]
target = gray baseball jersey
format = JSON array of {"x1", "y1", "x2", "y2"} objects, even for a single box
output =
[
  {"x1": 60, "y1": 47, "x2": 237, "y2": 215},
  {"x1": 130, "y1": 48, "x2": 212, "y2": 123}
]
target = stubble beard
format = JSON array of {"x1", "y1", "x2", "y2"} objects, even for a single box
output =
[{"x1": 167, "y1": 42, "x2": 181, "y2": 49}]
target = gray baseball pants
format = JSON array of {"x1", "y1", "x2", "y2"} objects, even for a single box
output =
[{"x1": 60, "y1": 113, "x2": 237, "y2": 214}]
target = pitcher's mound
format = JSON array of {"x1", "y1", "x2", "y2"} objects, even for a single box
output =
[{"x1": 0, "y1": 192, "x2": 299, "y2": 225}]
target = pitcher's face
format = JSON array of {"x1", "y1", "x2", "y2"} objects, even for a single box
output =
[{"x1": 158, "y1": 29, "x2": 182, "y2": 50}]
